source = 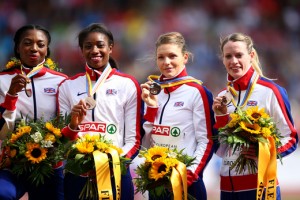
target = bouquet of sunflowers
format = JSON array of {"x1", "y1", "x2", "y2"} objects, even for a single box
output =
[
  {"x1": 65, "y1": 133, "x2": 130, "y2": 200},
  {"x1": 0, "y1": 115, "x2": 69, "y2": 186},
  {"x1": 216, "y1": 106, "x2": 282, "y2": 174},
  {"x1": 134, "y1": 146, "x2": 195, "y2": 200}
]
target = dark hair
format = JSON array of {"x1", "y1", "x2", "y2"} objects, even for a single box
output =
[
  {"x1": 78, "y1": 23, "x2": 118, "y2": 69},
  {"x1": 14, "y1": 24, "x2": 51, "y2": 59}
]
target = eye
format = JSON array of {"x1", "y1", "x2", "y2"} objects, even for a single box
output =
[
  {"x1": 157, "y1": 55, "x2": 164, "y2": 60},
  {"x1": 23, "y1": 41, "x2": 32, "y2": 46},
  {"x1": 235, "y1": 53, "x2": 243, "y2": 59},
  {"x1": 169, "y1": 54, "x2": 177, "y2": 59},
  {"x1": 38, "y1": 43, "x2": 46, "y2": 48},
  {"x1": 83, "y1": 44, "x2": 92, "y2": 49},
  {"x1": 97, "y1": 44, "x2": 106, "y2": 49},
  {"x1": 225, "y1": 54, "x2": 232, "y2": 59}
]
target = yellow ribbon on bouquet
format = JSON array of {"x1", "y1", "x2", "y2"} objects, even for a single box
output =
[
  {"x1": 93, "y1": 147, "x2": 121, "y2": 200},
  {"x1": 256, "y1": 137, "x2": 277, "y2": 200},
  {"x1": 170, "y1": 161, "x2": 188, "y2": 200}
]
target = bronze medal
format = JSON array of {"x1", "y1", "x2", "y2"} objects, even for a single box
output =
[
  {"x1": 221, "y1": 91, "x2": 233, "y2": 106},
  {"x1": 149, "y1": 82, "x2": 161, "y2": 95},
  {"x1": 84, "y1": 96, "x2": 96, "y2": 110}
]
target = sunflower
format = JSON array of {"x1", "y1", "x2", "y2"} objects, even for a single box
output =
[
  {"x1": 9, "y1": 126, "x2": 32, "y2": 143},
  {"x1": 45, "y1": 122, "x2": 62, "y2": 137},
  {"x1": 45, "y1": 133, "x2": 56, "y2": 143},
  {"x1": 96, "y1": 141, "x2": 109, "y2": 152},
  {"x1": 52, "y1": 128, "x2": 62, "y2": 137},
  {"x1": 144, "y1": 146, "x2": 169, "y2": 162},
  {"x1": 261, "y1": 127, "x2": 272, "y2": 138},
  {"x1": 25, "y1": 143, "x2": 48, "y2": 164},
  {"x1": 240, "y1": 121, "x2": 261, "y2": 134},
  {"x1": 148, "y1": 157, "x2": 178, "y2": 181},
  {"x1": 246, "y1": 106, "x2": 270, "y2": 122},
  {"x1": 81, "y1": 133, "x2": 97, "y2": 142},
  {"x1": 228, "y1": 113, "x2": 240, "y2": 128},
  {"x1": 18, "y1": 126, "x2": 32, "y2": 135},
  {"x1": 75, "y1": 141, "x2": 94, "y2": 154}
]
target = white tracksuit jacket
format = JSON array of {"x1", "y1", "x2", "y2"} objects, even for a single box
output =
[
  {"x1": 57, "y1": 65, "x2": 141, "y2": 159},
  {"x1": 0, "y1": 66, "x2": 67, "y2": 140},
  {"x1": 142, "y1": 68, "x2": 215, "y2": 176},
  {"x1": 215, "y1": 67, "x2": 298, "y2": 192}
]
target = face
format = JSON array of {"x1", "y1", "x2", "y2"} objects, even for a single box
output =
[
  {"x1": 222, "y1": 41, "x2": 254, "y2": 79},
  {"x1": 81, "y1": 32, "x2": 112, "y2": 70},
  {"x1": 17, "y1": 29, "x2": 48, "y2": 67},
  {"x1": 156, "y1": 44, "x2": 188, "y2": 78}
]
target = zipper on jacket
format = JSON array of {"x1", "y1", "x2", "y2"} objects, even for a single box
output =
[
  {"x1": 158, "y1": 88, "x2": 170, "y2": 124},
  {"x1": 31, "y1": 77, "x2": 37, "y2": 121},
  {"x1": 91, "y1": 71, "x2": 98, "y2": 121},
  {"x1": 234, "y1": 84, "x2": 241, "y2": 112}
]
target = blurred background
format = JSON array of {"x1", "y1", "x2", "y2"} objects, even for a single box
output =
[{"x1": 0, "y1": 0, "x2": 299, "y2": 199}]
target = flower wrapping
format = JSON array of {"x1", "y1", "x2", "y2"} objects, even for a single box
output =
[
  {"x1": 64, "y1": 133, "x2": 130, "y2": 200},
  {"x1": 134, "y1": 146, "x2": 196, "y2": 200},
  {"x1": 0, "y1": 115, "x2": 70, "y2": 186}
]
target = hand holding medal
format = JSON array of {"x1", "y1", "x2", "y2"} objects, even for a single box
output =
[
  {"x1": 84, "y1": 64, "x2": 112, "y2": 110},
  {"x1": 21, "y1": 61, "x2": 45, "y2": 97},
  {"x1": 149, "y1": 82, "x2": 162, "y2": 95},
  {"x1": 7, "y1": 74, "x2": 31, "y2": 96},
  {"x1": 221, "y1": 91, "x2": 233, "y2": 106}
]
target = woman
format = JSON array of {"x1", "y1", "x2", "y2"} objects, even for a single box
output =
[
  {"x1": 0, "y1": 24, "x2": 67, "y2": 200},
  {"x1": 213, "y1": 32, "x2": 298, "y2": 200},
  {"x1": 141, "y1": 32, "x2": 215, "y2": 200},
  {"x1": 57, "y1": 23, "x2": 141, "y2": 200}
]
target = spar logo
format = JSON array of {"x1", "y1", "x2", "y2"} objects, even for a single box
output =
[
  {"x1": 152, "y1": 125, "x2": 180, "y2": 137},
  {"x1": 170, "y1": 127, "x2": 180, "y2": 137},
  {"x1": 78, "y1": 122, "x2": 106, "y2": 133},
  {"x1": 107, "y1": 124, "x2": 117, "y2": 134}
]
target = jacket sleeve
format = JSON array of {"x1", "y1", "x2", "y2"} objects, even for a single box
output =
[
  {"x1": 56, "y1": 80, "x2": 78, "y2": 140},
  {"x1": 268, "y1": 84, "x2": 298, "y2": 157},
  {"x1": 188, "y1": 86, "x2": 216, "y2": 176},
  {"x1": 122, "y1": 79, "x2": 142, "y2": 160},
  {"x1": 0, "y1": 94, "x2": 18, "y2": 140}
]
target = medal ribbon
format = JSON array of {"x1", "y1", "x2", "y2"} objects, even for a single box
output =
[
  {"x1": 256, "y1": 137, "x2": 277, "y2": 200},
  {"x1": 21, "y1": 60, "x2": 45, "y2": 78},
  {"x1": 147, "y1": 75, "x2": 202, "y2": 88},
  {"x1": 93, "y1": 147, "x2": 121, "y2": 200},
  {"x1": 228, "y1": 71, "x2": 259, "y2": 108},
  {"x1": 86, "y1": 64, "x2": 112, "y2": 97},
  {"x1": 170, "y1": 161, "x2": 187, "y2": 200}
]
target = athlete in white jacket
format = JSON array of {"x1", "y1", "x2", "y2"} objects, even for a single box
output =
[
  {"x1": 141, "y1": 32, "x2": 215, "y2": 200},
  {"x1": 57, "y1": 23, "x2": 141, "y2": 200},
  {"x1": 0, "y1": 24, "x2": 67, "y2": 200},
  {"x1": 213, "y1": 33, "x2": 298, "y2": 200}
]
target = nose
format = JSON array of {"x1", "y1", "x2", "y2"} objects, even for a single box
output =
[
  {"x1": 163, "y1": 57, "x2": 171, "y2": 65},
  {"x1": 231, "y1": 56, "x2": 238, "y2": 63},
  {"x1": 30, "y1": 44, "x2": 38, "y2": 52},
  {"x1": 91, "y1": 45, "x2": 99, "y2": 53}
]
